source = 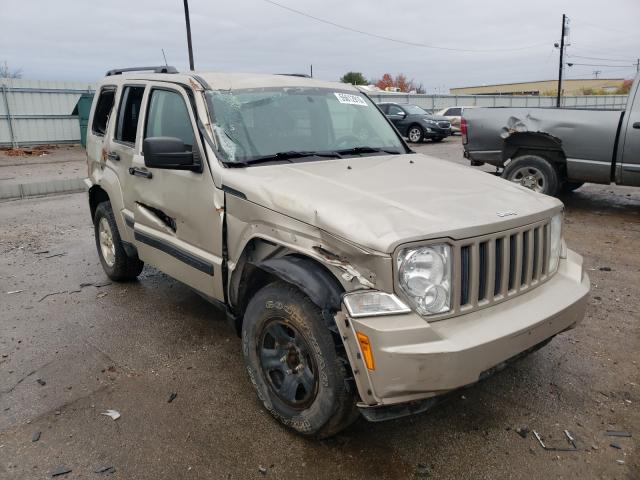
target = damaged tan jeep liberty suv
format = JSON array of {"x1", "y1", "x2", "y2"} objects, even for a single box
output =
[{"x1": 85, "y1": 66, "x2": 590, "y2": 438}]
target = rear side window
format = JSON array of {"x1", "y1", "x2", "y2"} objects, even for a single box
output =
[
  {"x1": 92, "y1": 88, "x2": 115, "y2": 136},
  {"x1": 145, "y1": 89, "x2": 195, "y2": 149},
  {"x1": 446, "y1": 107, "x2": 462, "y2": 116},
  {"x1": 115, "y1": 86, "x2": 145, "y2": 144}
]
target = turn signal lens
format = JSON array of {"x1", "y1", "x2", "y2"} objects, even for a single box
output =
[{"x1": 356, "y1": 332, "x2": 375, "y2": 370}]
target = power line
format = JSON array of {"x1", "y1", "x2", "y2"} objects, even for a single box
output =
[
  {"x1": 566, "y1": 62, "x2": 636, "y2": 68},
  {"x1": 567, "y1": 54, "x2": 636, "y2": 63},
  {"x1": 262, "y1": 0, "x2": 549, "y2": 53}
]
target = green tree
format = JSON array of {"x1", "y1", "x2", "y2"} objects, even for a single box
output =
[{"x1": 340, "y1": 71, "x2": 367, "y2": 86}]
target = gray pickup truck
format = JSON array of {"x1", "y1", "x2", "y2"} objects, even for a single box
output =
[{"x1": 462, "y1": 74, "x2": 640, "y2": 196}]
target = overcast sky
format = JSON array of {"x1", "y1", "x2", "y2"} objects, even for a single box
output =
[{"x1": 1, "y1": 0, "x2": 638, "y2": 91}]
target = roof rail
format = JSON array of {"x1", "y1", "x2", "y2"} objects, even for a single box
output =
[
  {"x1": 276, "y1": 73, "x2": 311, "y2": 78},
  {"x1": 105, "y1": 66, "x2": 178, "y2": 77}
]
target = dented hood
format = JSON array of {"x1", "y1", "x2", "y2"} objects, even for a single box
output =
[{"x1": 222, "y1": 153, "x2": 562, "y2": 253}]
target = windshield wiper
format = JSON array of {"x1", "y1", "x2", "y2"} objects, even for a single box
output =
[
  {"x1": 334, "y1": 146, "x2": 402, "y2": 156},
  {"x1": 234, "y1": 150, "x2": 343, "y2": 167}
]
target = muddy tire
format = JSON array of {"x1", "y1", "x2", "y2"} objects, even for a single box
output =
[
  {"x1": 93, "y1": 201, "x2": 143, "y2": 281},
  {"x1": 242, "y1": 281, "x2": 358, "y2": 439},
  {"x1": 503, "y1": 154, "x2": 559, "y2": 196},
  {"x1": 407, "y1": 125, "x2": 424, "y2": 143}
]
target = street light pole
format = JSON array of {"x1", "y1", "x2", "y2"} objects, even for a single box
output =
[
  {"x1": 183, "y1": 0, "x2": 195, "y2": 71},
  {"x1": 556, "y1": 14, "x2": 567, "y2": 108}
]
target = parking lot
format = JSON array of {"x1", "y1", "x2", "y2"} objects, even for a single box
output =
[{"x1": 1, "y1": 139, "x2": 638, "y2": 479}]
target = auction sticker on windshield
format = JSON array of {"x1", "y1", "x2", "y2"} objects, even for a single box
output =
[{"x1": 334, "y1": 92, "x2": 367, "y2": 106}]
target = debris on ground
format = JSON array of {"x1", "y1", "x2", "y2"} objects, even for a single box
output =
[
  {"x1": 616, "y1": 460, "x2": 625, "y2": 465},
  {"x1": 258, "y1": 465, "x2": 267, "y2": 475},
  {"x1": 43, "y1": 252, "x2": 67, "y2": 259},
  {"x1": 32, "y1": 431, "x2": 41, "y2": 442},
  {"x1": 599, "y1": 266, "x2": 612, "y2": 271},
  {"x1": 36, "y1": 379, "x2": 46, "y2": 386},
  {"x1": 610, "y1": 442, "x2": 622, "y2": 449},
  {"x1": 6, "y1": 290, "x2": 23, "y2": 294},
  {"x1": 101, "y1": 410, "x2": 121, "y2": 421},
  {"x1": 605, "y1": 430, "x2": 631, "y2": 437},
  {"x1": 415, "y1": 463, "x2": 430, "y2": 477},
  {"x1": 1, "y1": 145, "x2": 55, "y2": 157},
  {"x1": 80, "y1": 281, "x2": 112, "y2": 289},
  {"x1": 167, "y1": 392, "x2": 178, "y2": 403},
  {"x1": 34, "y1": 250, "x2": 50, "y2": 255},
  {"x1": 50, "y1": 465, "x2": 72, "y2": 477},
  {"x1": 97, "y1": 292, "x2": 108, "y2": 299},
  {"x1": 94, "y1": 466, "x2": 116, "y2": 475},
  {"x1": 533, "y1": 430, "x2": 578, "y2": 451},
  {"x1": 516, "y1": 426, "x2": 530, "y2": 439},
  {"x1": 38, "y1": 291, "x2": 67, "y2": 302}
]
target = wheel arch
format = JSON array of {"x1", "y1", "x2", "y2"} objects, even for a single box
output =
[
  {"x1": 503, "y1": 132, "x2": 566, "y2": 166},
  {"x1": 230, "y1": 240, "x2": 345, "y2": 335},
  {"x1": 88, "y1": 184, "x2": 110, "y2": 222}
]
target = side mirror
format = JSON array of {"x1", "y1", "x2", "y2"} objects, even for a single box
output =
[{"x1": 143, "y1": 137, "x2": 196, "y2": 170}]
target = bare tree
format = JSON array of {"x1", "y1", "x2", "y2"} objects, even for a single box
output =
[{"x1": 0, "y1": 61, "x2": 22, "y2": 79}]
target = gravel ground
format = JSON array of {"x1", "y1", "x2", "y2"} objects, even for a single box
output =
[{"x1": 0, "y1": 139, "x2": 638, "y2": 479}]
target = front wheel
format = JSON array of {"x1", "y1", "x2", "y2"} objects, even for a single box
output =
[
  {"x1": 242, "y1": 281, "x2": 358, "y2": 439},
  {"x1": 502, "y1": 154, "x2": 560, "y2": 196},
  {"x1": 407, "y1": 125, "x2": 424, "y2": 143},
  {"x1": 93, "y1": 201, "x2": 144, "y2": 281}
]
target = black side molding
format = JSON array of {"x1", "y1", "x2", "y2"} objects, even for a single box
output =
[{"x1": 134, "y1": 231, "x2": 214, "y2": 276}]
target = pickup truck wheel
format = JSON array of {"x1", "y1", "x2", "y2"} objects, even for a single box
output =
[
  {"x1": 242, "y1": 281, "x2": 358, "y2": 439},
  {"x1": 407, "y1": 125, "x2": 424, "y2": 143},
  {"x1": 93, "y1": 202, "x2": 144, "y2": 281},
  {"x1": 503, "y1": 155, "x2": 559, "y2": 196}
]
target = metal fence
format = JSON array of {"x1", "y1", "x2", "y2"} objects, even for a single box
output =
[
  {"x1": 0, "y1": 79, "x2": 95, "y2": 147},
  {"x1": 0, "y1": 79, "x2": 629, "y2": 147},
  {"x1": 368, "y1": 92, "x2": 629, "y2": 111}
]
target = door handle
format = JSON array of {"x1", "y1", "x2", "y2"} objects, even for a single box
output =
[
  {"x1": 107, "y1": 152, "x2": 120, "y2": 161},
  {"x1": 633, "y1": 122, "x2": 640, "y2": 129},
  {"x1": 128, "y1": 167, "x2": 153, "y2": 179}
]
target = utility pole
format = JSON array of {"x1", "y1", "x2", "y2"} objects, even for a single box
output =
[
  {"x1": 183, "y1": 0, "x2": 195, "y2": 71},
  {"x1": 310, "y1": 64, "x2": 313, "y2": 78},
  {"x1": 593, "y1": 70, "x2": 601, "y2": 79},
  {"x1": 556, "y1": 14, "x2": 568, "y2": 108},
  {"x1": 636, "y1": 59, "x2": 639, "y2": 73}
]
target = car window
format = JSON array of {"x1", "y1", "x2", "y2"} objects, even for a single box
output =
[
  {"x1": 145, "y1": 89, "x2": 195, "y2": 149},
  {"x1": 92, "y1": 88, "x2": 115, "y2": 136},
  {"x1": 378, "y1": 104, "x2": 389, "y2": 114},
  {"x1": 446, "y1": 107, "x2": 462, "y2": 116},
  {"x1": 115, "y1": 86, "x2": 145, "y2": 145},
  {"x1": 387, "y1": 105, "x2": 405, "y2": 115}
]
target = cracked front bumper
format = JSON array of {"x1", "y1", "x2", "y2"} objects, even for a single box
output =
[{"x1": 337, "y1": 249, "x2": 589, "y2": 410}]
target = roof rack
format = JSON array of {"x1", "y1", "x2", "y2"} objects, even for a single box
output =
[
  {"x1": 105, "y1": 66, "x2": 178, "y2": 77},
  {"x1": 276, "y1": 73, "x2": 311, "y2": 78}
]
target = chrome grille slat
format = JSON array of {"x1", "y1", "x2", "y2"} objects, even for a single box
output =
[{"x1": 451, "y1": 219, "x2": 552, "y2": 316}]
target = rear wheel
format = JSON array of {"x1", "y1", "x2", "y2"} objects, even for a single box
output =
[
  {"x1": 407, "y1": 125, "x2": 424, "y2": 143},
  {"x1": 502, "y1": 154, "x2": 559, "y2": 196},
  {"x1": 93, "y1": 202, "x2": 143, "y2": 281},
  {"x1": 242, "y1": 281, "x2": 358, "y2": 438}
]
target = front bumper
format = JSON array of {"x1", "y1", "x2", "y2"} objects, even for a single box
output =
[
  {"x1": 424, "y1": 126, "x2": 451, "y2": 138},
  {"x1": 336, "y1": 249, "x2": 589, "y2": 411}
]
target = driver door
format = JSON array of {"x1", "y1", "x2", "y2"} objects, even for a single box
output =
[
  {"x1": 125, "y1": 83, "x2": 224, "y2": 300},
  {"x1": 386, "y1": 104, "x2": 407, "y2": 130}
]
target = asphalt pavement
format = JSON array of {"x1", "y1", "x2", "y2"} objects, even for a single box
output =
[{"x1": 0, "y1": 140, "x2": 638, "y2": 479}]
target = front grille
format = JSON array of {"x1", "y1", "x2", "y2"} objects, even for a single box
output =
[
  {"x1": 437, "y1": 121, "x2": 451, "y2": 129},
  {"x1": 453, "y1": 219, "x2": 552, "y2": 313}
]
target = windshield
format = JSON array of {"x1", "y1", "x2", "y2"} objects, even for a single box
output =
[
  {"x1": 404, "y1": 105, "x2": 427, "y2": 115},
  {"x1": 205, "y1": 87, "x2": 406, "y2": 164}
]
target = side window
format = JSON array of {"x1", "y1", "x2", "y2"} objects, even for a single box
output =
[
  {"x1": 378, "y1": 104, "x2": 389, "y2": 114},
  {"x1": 145, "y1": 89, "x2": 195, "y2": 150},
  {"x1": 388, "y1": 105, "x2": 405, "y2": 115},
  {"x1": 91, "y1": 88, "x2": 115, "y2": 136},
  {"x1": 115, "y1": 86, "x2": 145, "y2": 145}
]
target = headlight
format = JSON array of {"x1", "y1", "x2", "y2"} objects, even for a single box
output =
[
  {"x1": 548, "y1": 212, "x2": 566, "y2": 273},
  {"x1": 343, "y1": 291, "x2": 410, "y2": 318},
  {"x1": 397, "y1": 244, "x2": 452, "y2": 315}
]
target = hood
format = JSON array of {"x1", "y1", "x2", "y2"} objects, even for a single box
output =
[
  {"x1": 222, "y1": 154, "x2": 562, "y2": 253},
  {"x1": 425, "y1": 114, "x2": 449, "y2": 122}
]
